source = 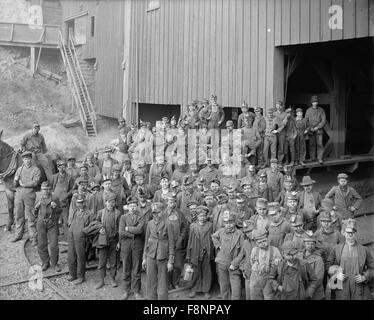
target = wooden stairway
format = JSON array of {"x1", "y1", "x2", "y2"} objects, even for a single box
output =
[{"x1": 59, "y1": 31, "x2": 97, "y2": 136}]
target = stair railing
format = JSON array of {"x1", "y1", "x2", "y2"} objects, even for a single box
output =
[
  {"x1": 68, "y1": 30, "x2": 97, "y2": 135},
  {"x1": 58, "y1": 30, "x2": 88, "y2": 134}
]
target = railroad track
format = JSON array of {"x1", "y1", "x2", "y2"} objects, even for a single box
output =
[{"x1": 23, "y1": 238, "x2": 74, "y2": 300}]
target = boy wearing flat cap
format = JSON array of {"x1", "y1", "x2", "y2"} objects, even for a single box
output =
[
  {"x1": 212, "y1": 211, "x2": 244, "y2": 300},
  {"x1": 95, "y1": 192, "x2": 121, "y2": 290},
  {"x1": 324, "y1": 173, "x2": 362, "y2": 219},
  {"x1": 247, "y1": 229, "x2": 282, "y2": 300},
  {"x1": 229, "y1": 219, "x2": 255, "y2": 300},
  {"x1": 234, "y1": 194, "x2": 254, "y2": 230},
  {"x1": 265, "y1": 158, "x2": 284, "y2": 200},
  {"x1": 237, "y1": 101, "x2": 255, "y2": 129},
  {"x1": 326, "y1": 219, "x2": 374, "y2": 300},
  {"x1": 164, "y1": 193, "x2": 188, "y2": 290},
  {"x1": 267, "y1": 202, "x2": 291, "y2": 249},
  {"x1": 269, "y1": 240, "x2": 318, "y2": 300},
  {"x1": 185, "y1": 205, "x2": 214, "y2": 299},
  {"x1": 314, "y1": 211, "x2": 345, "y2": 264},
  {"x1": 142, "y1": 202, "x2": 175, "y2": 300},
  {"x1": 284, "y1": 215, "x2": 309, "y2": 252},
  {"x1": 302, "y1": 234, "x2": 325, "y2": 300},
  {"x1": 253, "y1": 171, "x2": 273, "y2": 202},
  {"x1": 211, "y1": 192, "x2": 229, "y2": 233}
]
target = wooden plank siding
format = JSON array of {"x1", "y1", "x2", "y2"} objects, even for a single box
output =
[
  {"x1": 93, "y1": 1, "x2": 125, "y2": 118},
  {"x1": 42, "y1": 0, "x2": 63, "y2": 26},
  {"x1": 127, "y1": 0, "x2": 372, "y2": 118},
  {"x1": 60, "y1": 0, "x2": 372, "y2": 120}
]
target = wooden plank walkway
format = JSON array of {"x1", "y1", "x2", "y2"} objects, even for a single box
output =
[
  {"x1": 0, "y1": 22, "x2": 60, "y2": 48},
  {"x1": 294, "y1": 154, "x2": 374, "y2": 172}
]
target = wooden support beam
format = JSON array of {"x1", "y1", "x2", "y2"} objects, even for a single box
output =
[
  {"x1": 330, "y1": 58, "x2": 348, "y2": 158},
  {"x1": 273, "y1": 47, "x2": 284, "y2": 109},
  {"x1": 35, "y1": 46, "x2": 42, "y2": 74},
  {"x1": 9, "y1": 23, "x2": 14, "y2": 41},
  {"x1": 37, "y1": 26, "x2": 46, "y2": 43},
  {"x1": 30, "y1": 46, "x2": 36, "y2": 75}
]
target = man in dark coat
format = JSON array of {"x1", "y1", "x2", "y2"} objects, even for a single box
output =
[
  {"x1": 119, "y1": 197, "x2": 147, "y2": 300},
  {"x1": 35, "y1": 181, "x2": 62, "y2": 272},
  {"x1": 212, "y1": 211, "x2": 245, "y2": 300},
  {"x1": 304, "y1": 95, "x2": 326, "y2": 164},
  {"x1": 67, "y1": 194, "x2": 92, "y2": 285},
  {"x1": 51, "y1": 160, "x2": 74, "y2": 239},
  {"x1": 185, "y1": 206, "x2": 214, "y2": 299},
  {"x1": 95, "y1": 193, "x2": 121, "y2": 289},
  {"x1": 142, "y1": 202, "x2": 175, "y2": 300},
  {"x1": 246, "y1": 229, "x2": 282, "y2": 300},
  {"x1": 267, "y1": 202, "x2": 291, "y2": 249},
  {"x1": 326, "y1": 219, "x2": 374, "y2": 300},
  {"x1": 269, "y1": 240, "x2": 318, "y2": 300},
  {"x1": 164, "y1": 193, "x2": 188, "y2": 289},
  {"x1": 229, "y1": 219, "x2": 255, "y2": 300},
  {"x1": 302, "y1": 235, "x2": 325, "y2": 300},
  {"x1": 298, "y1": 175, "x2": 322, "y2": 232}
]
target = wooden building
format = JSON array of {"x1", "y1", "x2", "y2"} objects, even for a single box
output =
[{"x1": 58, "y1": 0, "x2": 374, "y2": 160}]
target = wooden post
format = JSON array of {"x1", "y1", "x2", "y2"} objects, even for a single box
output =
[
  {"x1": 273, "y1": 47, "x2": 284, "y2": 111},
  {"x1": 30, "y1": 46, "x2": 36, "y2": 75},
  {"x1": 35, "y1": 46, "x2": 42, "y2": 74},
  {"x1": 330, "y1": 58, "x2": 347, "y2": 159}
]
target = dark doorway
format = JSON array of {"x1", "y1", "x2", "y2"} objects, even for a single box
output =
[
  {"x1": 283, "y1": 37, "x2": 374, "y2": 158},
  {"x1": 138, "y1": 103, "x2": 181, "y2": 127},
  {"x1": 65, "y1": 20, "x2": 74, "y2": 43}
]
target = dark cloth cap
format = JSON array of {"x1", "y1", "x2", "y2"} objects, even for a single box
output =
[
  {"x1": 41, "y1": 181, "x2": 51, "y2": 190},
  {"x1": 311, "y1": 95, "x2": 318, "y2": 103},
  {"x1": 21, "y1": 151, "x2": 33, "y2": 158},
  {"x1": 57, "y1": 160, "x2": 67, "y2": 167},
  {"x1": 127, "y1": 196, "x2": 138, "y2": 204},
  {"x1": 187, "y1": 201, "x2": 198, "y2": 207},
  {"x1": 105, "y1": 192, "x2": 117, "y2": 202},
  {"x1": 196, "y1": 205, "x2": 209, "y2": 215},
  {"x1": 78, "y1": 179, "x2": 89, "y2": 185},
  {"x1": 252, "y1": 229, "x2": 268, "y2": 241},
  {"x1": 337, "y1": 173, "x2": 348, "y2": 180}
]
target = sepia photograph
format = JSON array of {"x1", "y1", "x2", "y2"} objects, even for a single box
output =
[{"x1": 0, "y1": 0, "x2": 373, "y2": 306}]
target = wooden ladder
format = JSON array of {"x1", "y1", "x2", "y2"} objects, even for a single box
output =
[{"x1": 58, "y1": 31, "x2": 97, "y2": 137}]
